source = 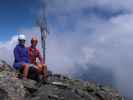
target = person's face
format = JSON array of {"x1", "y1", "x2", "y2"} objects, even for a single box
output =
[
  {"x1": 31, "y1": 41, "x2": 37, "y2": 48},
  {"x1": 19, "y1": 40, "x2": 25, "y2": 45}
]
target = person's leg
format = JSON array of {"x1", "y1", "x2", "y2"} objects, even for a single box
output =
[
  {"x1": 14, "y1": 63, "x2": 22, "y2": 70},
  {"x1": 35, "y1": 63, "x2": 42, "y2": 74},
  {"x1": 14, "y1": 63, "x2": 23, "y2": 78},
  {"x1": 36, "y1": 63, "x2": 48, "y2": 79},
  {"x1": 42, "y1": 64, "x2": 48, "y2": 79},
  {"x1": 28, "y1": 66, "x2": 40, "y2": 82},
  {"x1": 22, "y1": 64, "x2": 29, "y2": 79}
]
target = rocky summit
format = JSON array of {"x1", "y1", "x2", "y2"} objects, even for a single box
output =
[{"x1": 0, "y1": 61, "x2": 124, "y2": 100}]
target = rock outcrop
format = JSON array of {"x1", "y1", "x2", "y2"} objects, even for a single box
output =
[{"x1": 0, "y1": 61, "x2": 124, "y2": 100}]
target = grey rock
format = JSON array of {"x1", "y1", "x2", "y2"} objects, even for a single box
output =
[{"x1": 0, "y1": 61, "x2": 124, "y2": 100}]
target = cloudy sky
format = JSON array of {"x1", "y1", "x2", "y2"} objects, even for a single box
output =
[{"x1": 0, "y1": 0, "x2": 133, "y2": 98}]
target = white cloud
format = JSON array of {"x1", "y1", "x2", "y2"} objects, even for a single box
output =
[
  {"x1": 40, "y1": 0, "x2": 133, "y2": 97},
  {"x1": 42, "y1": 0, "x2": 133, "y2": 16},
  {"x1": 0, "y1": 35, "x2": 18, "y2": 65}
]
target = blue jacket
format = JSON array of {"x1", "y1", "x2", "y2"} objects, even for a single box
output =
[{"x1": 13, "y1": 44, "x2": 29, "y2": 69}]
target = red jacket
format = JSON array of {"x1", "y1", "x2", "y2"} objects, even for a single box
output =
[{"x1": 28, "y1": 47, "x2": 44, "y2": 64}]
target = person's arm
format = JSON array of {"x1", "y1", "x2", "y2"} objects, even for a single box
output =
[
  {"x1": 14, "y1": 47, "x2": 21, "y2": 62},
  {"x1": 26, "y1": 48, "x2": 30, "y2": 63},
  {"x1": 37, "y1": 49, "x2": 44, "y2": 64}
]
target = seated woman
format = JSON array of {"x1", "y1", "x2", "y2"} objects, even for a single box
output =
[
  {"x1": 28, "y1": 37, "x2": 48, "y2": 79},
  {"x1": 13, "y1": 34, "x2": 30, "y2": 79}
]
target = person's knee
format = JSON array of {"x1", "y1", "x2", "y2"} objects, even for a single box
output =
[
  {"x1": 14, "y1": 63, "x2": 23, "y2": 70},
  {"x1": 43, "y1": 64, "x2": 47, "y2": 69}
]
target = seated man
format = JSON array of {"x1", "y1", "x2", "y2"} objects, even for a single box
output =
[
  {"x1": 13, "y1": 34, "x2": 30, "y2": 79},
  {"x1": 28, "y1": 37, "x2": 48, "y2": 79}
]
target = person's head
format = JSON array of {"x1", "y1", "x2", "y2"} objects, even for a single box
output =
[
  {"x1": 31, "y1": 37, "x2": 38, "y2": 48},
  {"x1": 18, "y1": 34, "x2": 26, "y2": 46}
]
